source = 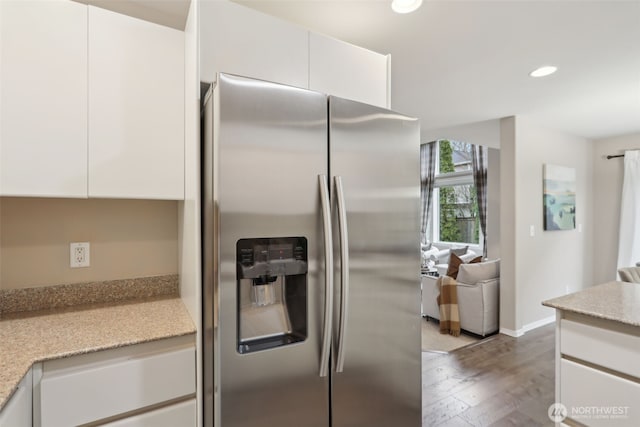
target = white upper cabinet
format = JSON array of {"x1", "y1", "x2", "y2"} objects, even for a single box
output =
[
  {"x1": 88, "y1": 6, "x2": 185, "y2": 199},
  {"x1": 0, "y1": 0, "x2": 88, "y2": 197},
  {"x1": 309, "y1": 33, "x2": 390, "y2": 109},
  {"x1": 199, "y1": 2, "x2": 390, "y2": 107},
  {"x1": 199, "y1": 1, "x2": 309, "y2": 88}
]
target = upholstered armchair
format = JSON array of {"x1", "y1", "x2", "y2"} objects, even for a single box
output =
[{"x1": 422, "y1": 259, "x2": 500, "y2": 336}]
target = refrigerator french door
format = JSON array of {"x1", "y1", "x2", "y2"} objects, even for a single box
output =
[{"x1": 203, "y1": 73, "x2": 421, "y2": 427}]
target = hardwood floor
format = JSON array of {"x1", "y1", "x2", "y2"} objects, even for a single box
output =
[{"x1": 422, "y1": 324, "x2": 556, "y2": 427}]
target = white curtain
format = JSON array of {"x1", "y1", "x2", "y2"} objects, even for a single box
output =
[{"x1": 617, "y1": 150, "x2": 640, "y2": 272}]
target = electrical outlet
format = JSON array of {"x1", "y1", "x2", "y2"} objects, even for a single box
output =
[{"x1": 70, "y1": 242, "x2": 90, "y2": 268}]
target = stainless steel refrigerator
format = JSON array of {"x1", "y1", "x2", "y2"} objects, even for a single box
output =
[{"x1": 202, "y1": 73, "x2": 421, "y2": 427}]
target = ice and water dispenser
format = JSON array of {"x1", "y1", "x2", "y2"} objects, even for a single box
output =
[{"x1": 236, "y1": 237, "x2": 308, "y2": 354}]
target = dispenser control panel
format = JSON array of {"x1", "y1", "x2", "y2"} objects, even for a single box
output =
[{"x1": 236, "y1": 237, "x2": 307, "y2": 279}]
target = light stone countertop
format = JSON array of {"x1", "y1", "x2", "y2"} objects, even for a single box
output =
[
  {"x1": 0, "y1": 297, "x2": 196, "y2": 411},
  {"x1": 542, "y1": 281, "x2": 640, "y2": 327}
]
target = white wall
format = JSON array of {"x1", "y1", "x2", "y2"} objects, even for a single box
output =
[
  {"x1": 500, "y1": 116, "x2": 594, "y2": 333},
  {"x1": 592, "y1": 132, "x2": 640, "y2": 283},
  {"x1": 179, "y1": 1, "x2": 201, "y2": 426},
  {"x1": 421, "y1": 119, "x2": 501, "y2": 149}
]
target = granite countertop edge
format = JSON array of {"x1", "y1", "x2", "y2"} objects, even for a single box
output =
[
  {"x1": 542, "y1": 300, "x2": 640, "y2": 327},
  {"x1": 0, "y1": 297, "x2": 196, "y2": 411},
  {"x1": 542, "y1": 281, "x2": 640, "y2": 328}
]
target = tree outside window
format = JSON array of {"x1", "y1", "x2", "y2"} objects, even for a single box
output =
[{"x1": 436, "y1": 140, "x2": 480, "y2": 244}]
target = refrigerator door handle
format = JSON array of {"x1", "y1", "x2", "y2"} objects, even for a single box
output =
[
  {"x1": 334, "y1": 176, "x2": 350, "y2": 373},
  {"x1": 318, "y1": 174, "x2": 333, "y2": 378}
]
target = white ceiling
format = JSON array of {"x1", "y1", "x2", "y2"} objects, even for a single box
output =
[
  {"x1": 234, "y1": 0, "x2": 640, "y2": 140},
  {"x1": 73, "y1": 0, "x2": 189, "y2": 30}
]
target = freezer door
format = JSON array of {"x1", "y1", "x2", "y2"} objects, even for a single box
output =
[
  {"x1": 329, "y1": 96, "x2": 422, "y2": 427},
  {"x1": 204, "y1": 73, "x2": 330, "y2": 427}
]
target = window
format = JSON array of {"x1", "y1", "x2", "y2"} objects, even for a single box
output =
[{"x1": 429, "y1": 140, "x2": 480, "y2": 246}]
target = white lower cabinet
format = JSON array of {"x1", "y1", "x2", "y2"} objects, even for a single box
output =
[
  {"x1": 103, "y1": 399, "x2": 196, "y2": 427},
  {"x1": 34, "y1": 335, "x2": 195, "y2": 427},
  {"x1": 555, "y1": 314, "x2": 640, "y2": 427},
  {"x1": 561, "y1": 359, "x2": 639, "y2": 427},
  {"x1": 0, "y1": 369, "x2": 32, "y2": 427}
]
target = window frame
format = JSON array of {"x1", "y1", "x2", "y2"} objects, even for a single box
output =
[{"x1": 429, "y1": 141, "x2": 483, "y2": 252}]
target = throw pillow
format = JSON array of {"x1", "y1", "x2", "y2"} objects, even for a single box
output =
[
  {"x1": 430, "y1": 249, "x2": 450, "y2": 264},
  {"x1": 423, "y1": 246, "x2": 439, "y2": 264},
  {"x1": 450, "y1": 246, "x2": 468, "y2": 256},
  {"x1": 459, "y1": 250, "x2": 478, "y2": 263},
  {"x1": 457, "y1": 259, "x2": 501, "y2": 284},
  {"x1": 446, "y1": 253, "x2": 482, "y2": 279}
]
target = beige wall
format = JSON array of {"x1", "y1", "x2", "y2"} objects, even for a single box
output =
[
  {"x1": 592, "y1": 132, "x2": 640, "y2": 283},
  {"x1": 499, "y1": 117, "x2": 517, "y2": 331},
  {"x1": 500, "y1": 116, "x2": 595, "y2": 332},
  {"x1": 486, "y1": 147, "x2": 501, "y2": 259},
  {"x1": 0, "y1": 198, "x2": 178, "y2": 289}
]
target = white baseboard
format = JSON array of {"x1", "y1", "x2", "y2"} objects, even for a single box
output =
[
  {"x1": 500, "y1": 315, "x2": 556, "y2": 338},
  {"x1": 499, "y1": 327, "x2": 523, "y2": 337}
]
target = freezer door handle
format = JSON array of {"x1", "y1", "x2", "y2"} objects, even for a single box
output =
[
  {"x1": 334, "y1": 176, "x2": 350, "y2": 373},
  {"x1": 318, "y1": 175, "x2": 333, "y2": 378}
]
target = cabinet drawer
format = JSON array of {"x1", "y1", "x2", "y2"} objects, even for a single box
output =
[
  {"x1": 560, "y1": 319, "x2": 640, "y2": 379},
  {"x1": 39, "y1": 341, "x2": 195, "y2": 427},
  {"x1": 103, "y1": 399, "x2": 196, "y2": 427},
  {"x1": 561, "y1": 359, "x2": 640, "y2": 427}
]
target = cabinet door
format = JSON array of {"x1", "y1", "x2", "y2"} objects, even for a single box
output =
[
  {"x1": 0, "y1": 369, "x2": 32, "y2": 427},
  {"x1": 309, "y1": 33, "x2": 389, "y2": 108},
  {"x1": 0, "y1": 0, "x2": 88, "y2": 197},
  {"x1": 199, "y1": 1, "x2": 309, "y2": 88},
  {"x1": 88, "y1": 6, "x2": 184, "y2": 199}
]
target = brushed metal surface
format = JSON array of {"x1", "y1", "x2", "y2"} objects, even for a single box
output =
[
  {"x1": 334, "y1": 175, "x2": 349, "y2": 373},
  {"x1": 209, "y1": 74, "x2": 329, "y2": 427},
  {"x1": 202, "y1": 83, "x2": 217, "y2": 427},
  {"x1": 318, "y1": 175, "x2": 334, "y2": 378},
  {"x1": 329, "y1": 96, "x2": 422, "y2": 427},
  {"x1": 204, "y1": 75, "x2": 421, "y2": 427}
]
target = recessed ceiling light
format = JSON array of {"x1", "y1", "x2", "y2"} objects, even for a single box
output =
[
  {"x1": 529, "y1": 65, "x2": 558, "y2": 78},
  {"x1": 391, "y1": 0, "x2": 423, "y2": 14}
]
